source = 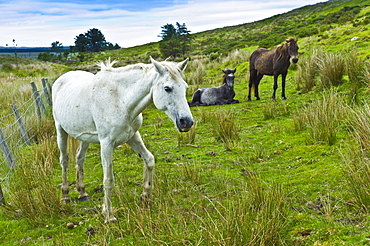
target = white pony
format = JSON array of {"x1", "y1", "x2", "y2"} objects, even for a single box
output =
[{"x1": 52, "y1": 57, "x2": 193, "y2": 222}]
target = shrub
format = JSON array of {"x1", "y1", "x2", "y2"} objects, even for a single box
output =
[{"x1": 1, "y1": 63, "x2": 15, "y2": 73}]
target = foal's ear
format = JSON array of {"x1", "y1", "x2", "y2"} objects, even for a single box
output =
[
  {"x1": 151, "y1": 56, "x2": 166, "y2": 75},
  {"x1": 178, "y1": 58, "x2": 189, "y2": 72}
]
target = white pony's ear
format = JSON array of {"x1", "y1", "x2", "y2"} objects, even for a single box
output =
[
  {"x1": 150, "y1": 56, "x2": 166, "y2": 75},
  {"x1": 178, "y1": 58, "x2": 189, "y2": 72}
]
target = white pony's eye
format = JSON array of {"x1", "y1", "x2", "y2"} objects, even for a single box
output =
[{"x1": 164, "y1": 86, "x2": 172, "y2": 92}]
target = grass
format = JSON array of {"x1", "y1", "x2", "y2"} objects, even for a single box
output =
[
  {"x1": 1, "y1": 61, "x2": 367, "y2": 245},
  {"x1": 1, "y1": 2, "x2": 370, "y2": 244}
]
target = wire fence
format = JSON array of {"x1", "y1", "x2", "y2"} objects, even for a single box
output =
[{"x1": 0, "y1": 78, "x2": 52, "y2": 204}]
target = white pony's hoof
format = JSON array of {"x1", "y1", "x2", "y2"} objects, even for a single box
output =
[
  {"x1": 104, "y1": 216, "x2": 117, "y2": 223},
  {"x1": 140, "y1": 193, "x2": 152, "y2": 208},
  {"x1": 61, "y1": 197, "x2": 71, "y2": 204},
  {"x1": 102, "y1": 204, "x2": 117, "y2": 223}
]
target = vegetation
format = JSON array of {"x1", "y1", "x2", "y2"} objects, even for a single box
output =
[
  {"x1": 1, "y1": 0, "x2": 370, "y2": 245},
  {"x1": 71, "y1": 28, "x2": 120, "y2": 53},
  {"x1": 158, "y1": 22, "x2": 192, "y2": 58},
  {"x1": 37, "y1": 28, "x2": 120, "y2": 62}
]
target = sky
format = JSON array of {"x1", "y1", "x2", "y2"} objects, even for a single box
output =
[{"x1": 1, "y1": 0, "x2": 324, "y2": 48}]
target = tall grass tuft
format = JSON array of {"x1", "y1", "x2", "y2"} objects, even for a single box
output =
[
  {"x1": 292, "y1": 89, "x2": 346, "y2": 145},
  {"x1": 3, "y1": 117, "x2": 70, "y2": 225},
  {"x1": 211, "y1": 110, "x2": 240, "y2": 150},
  {"x1": 342, "y1": 143, "x2": 370, "y2": 212},
  {"x1": 262, "y1": 100, "x2": 290, "y2": 120},
  {"x1": 221, "y1": 49, "x2": 250, "y2": 66},
  {"x1": 364, "y1": 61, "x2": 370, "y2": 87},
  {"x1": 187, "y1": 59, "x2": 207, "y2": 86},
  {"x1": 225, "y1": 176, "x2": 290, "y2": 245},
  {"x1": 346, "y1": 51, "x2": 367, "y2": 104},
  {"x1": 343, "y1": 103, "x2": 370, "y2": 210},
  {"x1": 295, "y1": 49, "x2": 321, "y2": 92},
  {"x1": 347, "y1": 103, "x2": 370, "y2": 153},
  {"x1": 317, "y1": 52, "x2": 345, "y2": 88}
]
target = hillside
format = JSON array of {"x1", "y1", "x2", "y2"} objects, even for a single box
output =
[{"x1": 101, "y1": 0, "x2": 369, "y2": 63}]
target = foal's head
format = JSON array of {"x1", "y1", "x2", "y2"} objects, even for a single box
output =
[{"x1": 222, "y1": 69, "x2": 236, "y2": 89}]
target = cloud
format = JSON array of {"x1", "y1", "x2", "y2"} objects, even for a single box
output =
[{"x1": 0, "y1": 0, "x2": 322, "y2": 47}]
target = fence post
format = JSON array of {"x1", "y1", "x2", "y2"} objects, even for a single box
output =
[
  {"x1": 42, "y1": 78, "x2": 52, "y2": 107},
  {"x1": 0, "y1": 129, "x2": 15, "y2": 169},
  {"x1": 10, "y1": 104, "x2": 31, "y2": 146},
  {"x1": 0, "y1": 184, "x2": 4, "y2": 205},
  {"x1": 45, "y1": 79, "x2": 53, "y2": 98},
  {"x1": 30, "y1": 82, "x2": 46, "y2": 119}
]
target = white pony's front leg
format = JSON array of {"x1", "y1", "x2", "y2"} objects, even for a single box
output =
[
  {"x1": 100, "y1": 140, "x2": 117, "y2": 223},
  {"x1": 127, "y1": 132, "x2": 155, "y2": 206}
]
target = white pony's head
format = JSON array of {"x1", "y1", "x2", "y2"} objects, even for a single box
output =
[{"x1": 150, "y1": 57, "x2": 194, "y2": 132}]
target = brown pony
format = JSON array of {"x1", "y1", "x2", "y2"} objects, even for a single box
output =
[{"x1": 248, "y1": 38, "x2": 299, "y2": 100}]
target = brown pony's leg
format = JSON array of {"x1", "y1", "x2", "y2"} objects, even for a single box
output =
[
  {"x1": 248, "y1": 80, "x2": 253, "y2": 101},
  {"x1": 272, "y1": 74, "x2": 279, "y2": 100},
  {"x1": 248, "y1": 69, "x2": 257, "y2": 101},
  {"x1": 281, "y1": 73, "x2": 287, "y2": 100},
  {"x1": 255, "y1": 73, "x2": 263, "y2": 100}
]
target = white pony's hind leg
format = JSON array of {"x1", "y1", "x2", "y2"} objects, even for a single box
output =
[
  {"x1": 56, "y1": 124, "x2": 70, "y2": 203},
  {"x1": 76, "y1": 141, "x2": 90, "y2": 201},
  {"x1": 127, "y1": 131, "x2": 155, "y2": 206}
]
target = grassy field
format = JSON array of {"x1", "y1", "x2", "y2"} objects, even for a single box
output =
[
  {"x1": 1, "y1": 0, "x2": 370, "y2": 245},
  {"x1": 1, "y1": 46, "x2": 370, "y2": 245}
]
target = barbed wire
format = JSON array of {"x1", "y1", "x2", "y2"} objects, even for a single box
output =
[{"x1": 0, "y1": 82, "x2": 51, "y2": 186}]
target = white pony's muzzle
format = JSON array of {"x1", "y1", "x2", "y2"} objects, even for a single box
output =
[{"x1": 176, "y1": 116, "x2": 194, "y2": 132}]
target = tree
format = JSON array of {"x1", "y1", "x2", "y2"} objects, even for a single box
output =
[
  {"x1": 159, "y1": 22, "x2": 192, "y2": 57},
  {"x1": 85, "y1": 28, "x2": 107, "y2": 52},
  {"x1": 159, "y1": 23, "x2": 177, "y2": 41},
  {"x1": 72, "y1": 28, "x2": 120, "y2": 53},
  {"x1": 74, "y1": 34, "x2": 89, "y2": 52},
  {"x1": 51, "y1": 41, "x2": 64, "y2": 60}
]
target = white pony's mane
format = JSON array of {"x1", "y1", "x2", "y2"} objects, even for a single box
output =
[{"x1": 97, "y1": 58, "x2": 185, "y2": 81}]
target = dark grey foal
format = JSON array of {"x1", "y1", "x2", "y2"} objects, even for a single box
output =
[{"x1": 189, "y1": 69, "x2": 239, "y2": 107}]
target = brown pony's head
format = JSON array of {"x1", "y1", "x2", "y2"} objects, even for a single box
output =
[{"x1": 286, "y1": 37, "x2": 299, "y2": 63}]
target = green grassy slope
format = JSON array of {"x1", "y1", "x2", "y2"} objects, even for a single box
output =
[{"x1": 101, "y1": 0, "x2": 370, "y2": 63}]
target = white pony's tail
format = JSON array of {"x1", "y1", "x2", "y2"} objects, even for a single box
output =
[{"x1": 98, "y1": 57, "x2": 117, "y2": 71}]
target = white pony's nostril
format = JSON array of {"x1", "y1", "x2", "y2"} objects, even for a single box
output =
[{"x1": 177, "y1": 116, "x2": 194, "y2": 132}]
